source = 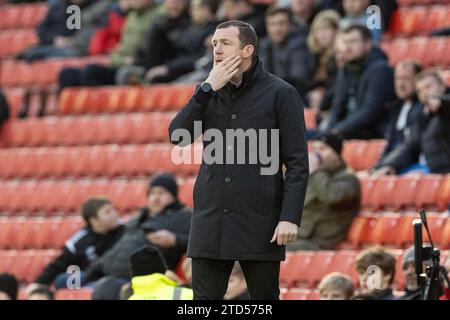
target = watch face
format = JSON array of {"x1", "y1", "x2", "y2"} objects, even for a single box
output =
[{"x1": 201, "y1": 82, "x2": 212, "y2": 92}]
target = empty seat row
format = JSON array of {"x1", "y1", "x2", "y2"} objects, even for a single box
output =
[
  {"x1": 389, "y1": 5, "x2": 450, "y2": 35},
  {"x1": 58, "y1": 84, "x2": 196, "y2": 114},
  {"x1": 360, "y1": 174, "x2": 450, "y2": 212},
  {"x1": 0, "y1": 177, "x2": 195, "y2": 214},
  {"x1": 397, "y1": 0, "x2": 450, "y2": 7},
  {"x1": 343, "y1": 211, "x2": 450, "y2": 249},
  {"x1": 0, "y1": 112, "x2": 176, "y2": 147},
  {"x1": 0, "y1": 2, "x2": 48, "y2": 29},
  {"x1": 0, "y1": 216, "x2": 84, "y2": 250},
  {"x1": 0, "y1": 55, "x2": 109, "y2": 87},
  {"x1": 280, "y1": 288, "x2": 320, "y2": 300},
  {"x1": 341, "y1": 139, "x2": 386, "y2": 171},
  {"x1": 0, "y1": 29, "x2": 38, "y2": 58},
  {"x1": 0, "y1": 144, "x2": 201, "y2": 179},
  {"x1": 0, "y1": 249, "x2": 59, "y2": 283},
  {"x1": 279, "y1": 249, "x2": 449, "y2": 290},
  {"x1": 381, "y1": 36, "x2": 450, "y2": 67}
]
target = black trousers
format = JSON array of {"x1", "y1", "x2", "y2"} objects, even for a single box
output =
[{"x1": 191, "y1": 258, "x2": 280, "y2": 300}]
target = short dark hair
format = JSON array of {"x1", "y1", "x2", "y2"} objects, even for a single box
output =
[
  {"x1": 355, "y1": 246, "x2": 397, "y2": 285},
  {"x1": 81, "y1": 197, "x2": 111, "y2": 227},
  {"x1": 28, "y1": 287, "x2": 54, "y2": 300},
  {"x1": 342, "y1": 24, "x2": 373, "y2": 42},
  {"x1": 265, "y1": 5, "x2": 292, "y2": 21},
  {"x1": 216, "y1": 20, "x2": 258, "y2": 57},
  {"x1": 415, "y1": 69, "x2": 444, "y2": 85},
  {"x1": 196, "y1": 0, "x2": 219, "y2": 15}
]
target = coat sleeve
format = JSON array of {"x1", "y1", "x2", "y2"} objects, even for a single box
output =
[
  {"x1": 168, "y1": 87, "x2": 206, "y2": 146},
  {"x1": 308, "y1": 170, "x2": 360, "y2": 207},
  {"x1": 275, "y1": 85, "x2": 309, "y2": 226},
  {"x1": 34, "y1": 247, "x2": 76, "y2": 285},
  {"x1": 332, "y1": 64, "x2": 394, "y2": 136}
]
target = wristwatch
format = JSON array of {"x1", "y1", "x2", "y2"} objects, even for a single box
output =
[{"x1": 194, "y1": 82, "x2": 214, "y2": 106}]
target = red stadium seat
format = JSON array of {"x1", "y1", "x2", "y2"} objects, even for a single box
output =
[
  {"x1": 389, "y1": 249, "x2": 406, "y2": 290},
  {"x1": 10, "y1": 250, "x2": 35, "y2": 282},
  {"x1": 414, "y1": 175, "x2": 444, "y2": 211},
  {"x1": 367, "y1": 176, "x2": 398, "y2": 211},
  {"x1": 342, "y1": 140, "x2": 368, "y2": 171},
  {"x1": 307, "y1": 251, "x2": 336, "y2": 287},
  {"x1": 437, "y1": 175, "x2": 450, "y2": 211},
  {"x1": 179, "y1": 177, "x2": 195, "y2": 208},
  {"x1": 55, "y1": 288, "x2": 93, "y2": 300},
  {"x1": 369, "y1": 213, "x2": 402, "y2": 245},
  {"x1": 279, "y1": 251, "x2": 314, "y2": 288},
  {"x1": 14, "y1": 218, "x2": 45, "y2": 250},
  {"x1": 34, "y1": 218, "x2": 63, "y2": 249},
  {"x1": 397, "y1": 212, "x2": 445, "y2": 248},
  {"x1": 304, "y1": 109, "x2": 316, "y2": 129},
  {"x1": 359, "y1": 176, "x2": 377, "y2": 210},
  {"x1": 52, "y1": 217, "x2": 84, "y2": 249},
  {"x1": 282, "y1": 288, "x2": 311, "y2": 300},
  {"x1": 0, "y1": 250, "x2": 18, "y2": 273},
  {"x1": 107, "y1": 180, "x2": 147, "y2": 213},
  {"x1": 343, "y1": 213, "x2": 375, "y2": 249},
  {"x1": 423, "y1": 37, "x2": 448, "y2": 67},
  {"x1": 423, "y1": 5, "x2": 450, "y2": 32},
  {"x1": 392, "y1": 175, "x2": 421, "y2": 210},
  {"x1": 328, "y1": 250, "x2": 358, "y2": 285},
  {"x1": 440, "y1": 218, "x2": 450, "y2": 249},
  {"x1": 26, "y1": 249, "x2": 59, "y2": 283}
]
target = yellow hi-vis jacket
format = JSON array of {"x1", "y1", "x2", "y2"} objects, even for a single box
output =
[{"x1": 128, "y1": 273, "x2": 193, "y2": 300}]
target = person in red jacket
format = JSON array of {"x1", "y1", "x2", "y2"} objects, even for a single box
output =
[{"x1": 89, "y1": 0, "x2": 130, "y2": 55}]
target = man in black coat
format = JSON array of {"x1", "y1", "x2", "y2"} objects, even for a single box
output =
[
  {"x1": 86, "y1": 173, "x2": 191, "y2": 299},
  {"x1": 169, "y1": 20, "x2": 309, "y2": 300},
  {"x1": 322, "y1": 25, "x2": 395, "y2": 139},
  {"x1": 375, "y1": 71, "x2": 450, "y2": 174}
]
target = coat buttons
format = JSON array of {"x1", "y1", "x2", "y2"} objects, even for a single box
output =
[
  {"x1": 223, "y1": 209, "x2": 230, "y2": 214},
  {"x1": 231, "y1": 114, "x2": 237, "y2": 120},
  {"x1": 225, "y1": 177, "x2": 231, "y2": 183}
]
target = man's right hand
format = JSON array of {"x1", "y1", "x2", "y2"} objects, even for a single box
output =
[{"x1": 205, "y1": 55, "x2": 241, "y2": 92}]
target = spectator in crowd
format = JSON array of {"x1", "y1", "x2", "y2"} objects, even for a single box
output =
[
  {"x1": 397, "y1": 246, "x2": 422, "y2": 300},
  {"x1": 306, "y1": 9, "x2": 340, "y2": 111},
  {"x1": 371, "y1": 60, "x2": 425, "y2": 176},
  {"x1": 26, "y1": 287, "x2": 55, "y2": 300},
  {"x1": 353, "y1": 246, "x2": 396, "y2": 300},
  {"x1": 117, "y1": 0, "x2": 218, "y2": 85},
  {"x1": 59, "y1": 0, "x2": 163, "y2": 88},
  {"x1": 340, "y1": 0, "x2": 381, "y2": 42},
  {"x1": 84, "y1": 172, "x2": 191, "y2": 298},
  {"x1": 127, "y1": 246, "x2": 193, "y2": 300},
  {"x1": 18, "y1": 0, "x2": 112, "y2": 61},
  {"x1": 287, "y1": 133, "x2": 360, "y2": 251},
  {"x1": 259, "y1": 6, "x2": 313, "y2": 99},
  {"x1": 322, "y1": 25, "x2": 395, "y2": 140},
  {"x1": 219, "y1": 0, "x2": 266, "y2": 37},
  {"x1": 224, "y1": 262, "x2": 250, "y2": 300},
  {"x1": 0, "y1": 89, "x2": 10, "y2": 127},
  {"x1": 27, "y1": 197, "x2": 125, "y2": 291},
  {"x1": 318, "y1": 272, "x2": 354, "y2": 300},
  {"x1": 0, "y1": 273, "x2": 18, "y2": 300},
  {"x1": 290, "y1": 0, "x2": 319, "y2": 38},
  {"x1": 374, "y1": 71, "x2": 450, "y2": 174}
]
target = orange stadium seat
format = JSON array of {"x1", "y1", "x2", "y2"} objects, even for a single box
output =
[
  {"x1": 392, "y1": 175, "x2": 421, "y2": 211},
  {"x1": 441, "y1": 219, "x2": 450, "y2": 249},
  {"x1": 33, "y1": 218, "x2": 63, "y2": 249},
  {"x1": 367, "y1": 176, "x2": 398, "y2": 211},
  {"x1": 55, "y1": 288, "x2": 93, "y2": 300},
  {"x1": 369, "y1": 213, "x2": 402, "y2": 245},
  {"x1": 2, "y1": 88, "x2": 26, "y2": 118},
  {"x1": 179, "y1": 177, "x2": 195, "y2": 208},
  {"x1": 342, "y1": 213, "x2": 375, "y2": 249},
  {"x1": 304, "y1": 109, "x2": 317, "y2": 129},
  {"x1": 328, "y1": 250, "x2": 359, "y2": 285},
  {"x1": 282, "y1": 251, "x2": 315, "y2": 288},
  {"x1": 26, "y1": 249, "x2": 59, "y2": 283},
  {"x1": 359, "y1": 176, "x2": 377, "y2": 210},
  {"x1": 307, "y1": 251, "x2": 336, "y2": 287},
  {"x1": 10, "y1": 250, "x2": 35, "y2": 282},
  {"x1": 423, "y1": 37, "x2": 449, "y2": 67},
  {"x1": 14, "y1": 218, "x2": 44, "y2": 250},
  {"x1": 423, "y1": 5, "x2": 450, "y2": 32},
  {"x1": 52, "y1": 217, "x2": 84, "y2": 249},
  {"x1": 282, "y1": 288, "x2": 311, "y2": 300},
  {"x1": 0, "y1": 29, "x2": 38, "y2": 58},
  {"x1": 0, "y1": 250, "x2": 18, "y2": 274},
  {"x1": 413, "y1": 175, "x2": 444, "y2": 210},
  {"x1": 437, "y1": 175, "x2": 450, "y2": 211}
]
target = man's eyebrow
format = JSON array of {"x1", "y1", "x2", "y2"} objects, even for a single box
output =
[{"x1": 212, "y1": 38, "x2": 231, "y2": 42}]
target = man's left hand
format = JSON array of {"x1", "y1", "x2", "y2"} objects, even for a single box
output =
[
  {"x1": 270, "y1": 221, "x2": 298, "y2": 246},
  {"x1": 146, "y1": 229, "x2": 176, "y2": 248}
]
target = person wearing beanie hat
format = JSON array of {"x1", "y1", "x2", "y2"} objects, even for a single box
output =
[
  {"x1": 287, "y1": 134, "x2": 360, "y2": 251},
  {"x1": 128, "y1": 246, "x2": 193, "y2": 300},
  {"x1": 0, "y1": 273, "x2": 18, "y2": 300},
  {"x1": 85, "y1": 172, "x2": 191, "y2": 300}
]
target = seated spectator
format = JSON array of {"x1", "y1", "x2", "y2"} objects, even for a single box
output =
[
  {"x1": 306, "y1": 9, "x2": 341, "y2": 110},
  {"x1": 353, "y1": 246, "x2": 396, "y2": 300},
  {"x1": 397, "y1": 246, "x2": 422, "y2": 300},
  {"x1": 17, "y1": 0, "x2": 105, "y2": 62},
  {"x1": 321, "y1": 25, "x2": 395, "y2": 140},
  {"x1": 259, "y1": 6, "x2": 313, "y2": 99},
  {"x1": 224, "y1": 262, "x2": 250, "y2": 300},
  {"x1": 220, "y1": 0, "x2": 266, "y2": 37},
  {"x1": 0, "y1": 273, "x2": 18, "y2": 301},
  {"x1": 318, "y1": 272, "x2": 354, "y2": 300},
  {"x1": 26, "y1": 287, "x2": 55, "y2": 300},
  {"x1": 84, "y1": 173, "x2": 191, "y2": 293},
  {"x1": 374, "y1": 71, "x2": 450, "y2": 174},
  {"x1": 117, "y1": 0, "x2": 218, "y2": 85},
  {"x1": 0, "y1": 89, "x2": 10, "y2": 128},
  {"x1": 371, "y1": 61, "x2": 425, "y2": 176},
  {"x1": 126, "y1": 246, "x2": 193, "y2": 300},
  {"x1": 290, "y1": 0, "x2": 319, "y2": 38},
  {"x1": 287, "y1": 133, "x2": 360, "y2": 251},
  {"x1": 340, "y1": 0, "x2": 381, "y2": 42},
  {"x1": 59, "y1": 0, "x2": 163, "y2": 88},
  {"x1": 27, "y1": 197, "x2": 125, "y2": 291}
]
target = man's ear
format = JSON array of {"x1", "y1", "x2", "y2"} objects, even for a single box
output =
[{"x1": 242, "y1": 44, "x2": 255, "y2": 59}]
